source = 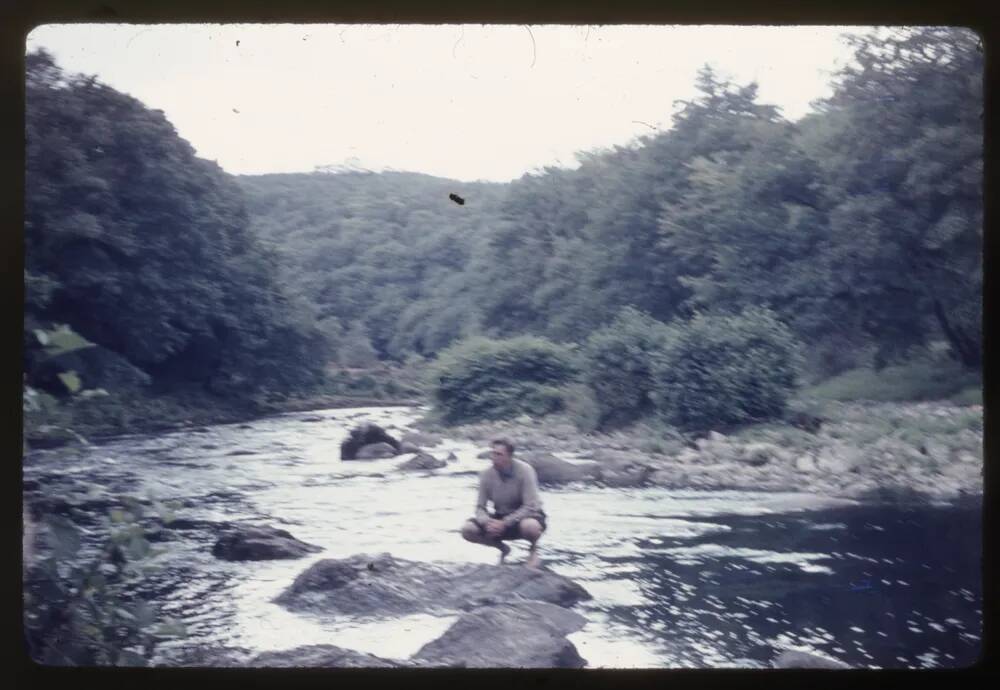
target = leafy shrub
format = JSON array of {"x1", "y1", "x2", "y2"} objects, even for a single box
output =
[
  {"x1": 428, "y1": 336, "x2": 579, "y2": 424},
  {"x1": 559, "y1": 383, "x2": 603, "y2": 433},
  {"x1": 650, "y1": 308, "x2": 802, "y2": 432},
  {"x1": 23, "y1": 500, "x2": 186, "y2": 666},
  {"x1": 582, "y1": 307, "x2": 676, "y2": 429}
]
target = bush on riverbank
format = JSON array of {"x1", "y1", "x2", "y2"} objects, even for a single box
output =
[
  {"x1": 650, "y1": 308, "x2": 803, "y2": 432},
  {"x1": 428, "y1": 336, "x2": 579, "y2": 424},
  {"x1": 800, "y1": 350, "x2": 982, "y2": 404},
  {"x1": 23, "y1": 502, "x2": 186, "y2": 665},
  {"x1": 582, "y1": 307, "x2": 677, "y2": 430}
]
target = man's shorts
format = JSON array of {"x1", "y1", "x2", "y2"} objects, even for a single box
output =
[{"x1": 468, "y1": 513, "x2": 547, "y2": 541}]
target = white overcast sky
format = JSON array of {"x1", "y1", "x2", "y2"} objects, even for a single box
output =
[{"x1": 27, "y1": 24, "x2": 864, "y2": 182}]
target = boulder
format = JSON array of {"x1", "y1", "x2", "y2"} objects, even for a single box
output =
[
  {"x1": 157, "y1": 643, "x2": 254, "y2": 667},
  {"x1": 247, "y1": 644, "x2": 404, "y2": 668},
  {"x1": 397, "y1": 452, "x2": 447, "y2": 471},
  {"x1": 211, "y1": 525, "x2": 323, "y2": 561},
  {"x1": 412, "y1": 601, "x2": 587, "y2": 668},
  {"x1": 772, "y1": 649, "x2": 850, "y2": 669},
  {"x1": 355, "y1": 442, "x2": 398, "y2": 460},
  {"x1": 398, "y1": 441, "x2": 421, "y2": 455},
  {"x1": 341, "y1": 423, "x2": 401, "y2": 460},
  {"x1": 595, "y1": 458, "x2": 655, "y2": 488},
  {"x1": 401, "y1": 431, "x2": 443, "y2": 447},
  {"x1": 519, "y1": 452, "x2": 600, "y2": 485},
  {"x1": 446, "y1": 451, "x2": 458, "y2": 461},
  {"x1": 738, "y1": 443, "x2": 781, "y2": 467},
  {"x1": 274, "y1": 553, "x2": 591, "y2": 616}
]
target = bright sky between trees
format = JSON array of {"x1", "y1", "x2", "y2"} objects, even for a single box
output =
[{"x1": 27, "y1": 24, "x2": 865, "y2": 182}]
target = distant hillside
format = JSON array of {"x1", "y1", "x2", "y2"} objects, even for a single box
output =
[{"x1": 236, "y1": 171, "x2": 508, "y2": 359}]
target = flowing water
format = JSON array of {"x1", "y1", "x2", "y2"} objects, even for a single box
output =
[{"x1": 23, "y1": 406, "x2": 983, "y2": 668}]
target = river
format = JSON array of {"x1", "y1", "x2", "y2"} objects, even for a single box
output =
[{"x1": 22, "y1": 405, "x2": 983, "y2": 668}]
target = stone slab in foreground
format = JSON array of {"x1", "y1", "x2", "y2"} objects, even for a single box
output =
[
  {"x1": 412, "y1": 601, "x2": 588, "y2": 668},
  {"x1": 273, "y1": 553, "x2": 591, "y2": 616}
]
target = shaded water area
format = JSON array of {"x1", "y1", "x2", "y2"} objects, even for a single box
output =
[{"x1": 23, "y1": 406, "x2": 982, "y2": 668}]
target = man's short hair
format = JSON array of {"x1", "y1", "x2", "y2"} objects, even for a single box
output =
[{"x1": 491, "y1": 439, "x2": 515, "y2": 456}]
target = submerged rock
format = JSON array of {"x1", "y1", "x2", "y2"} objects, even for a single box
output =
[
  {"x1": 247, "y1": 644, "x2": 404, "y2": 668},
  {"x1": 397, "y1": 452, "x2": 447, "y2": 471},
  {"x1": 211, "y1": 525, "x2": 323, "y2": 561},
  {"x1": 354, "y1": 442, "x2": 398, "y2": 459},
  {"x1": 274, "y1": 553, "x2": 591, "y2": 616},
  {"x1": 341, "y1": 423, "x2": 401, "y2": 460},
  {"x1": 772, "y1": 649, "x2": 850, "y2": 669},
  {"x1": 412, "y1": 601, "x2": 587, "y2": 668}
]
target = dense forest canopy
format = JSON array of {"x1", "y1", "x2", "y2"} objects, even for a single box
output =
[
  {"x1": 24, "y1": 26, "x2": 982, "y2": 407},
  {"x1": 236, "y1": 27, "x2": 981, "y2": 377},
  {"x1": 25, "y1": 49, "x2": 328, "y2": 398}
]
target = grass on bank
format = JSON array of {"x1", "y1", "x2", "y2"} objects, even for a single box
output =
[{"x1": 799, "y1": 357, "x2": 981, "y2": 405}]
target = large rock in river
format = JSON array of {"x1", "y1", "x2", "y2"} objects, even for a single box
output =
[
  {"x1": 211, "y1": 525, "x2": 323, "y2": 561},
  {"x1": 247, "y1": 644, "x2": 405, "y2": 668},
  {"x1": 274, "y1": 553, "x2": 590, "y2": 616},
  {"x1": 355, "y1": 442, "x2": 398, "y2": 459},
  {"x1": 412, "y1": 601, "x2": 588, "y2": 668},
  {"x1": 519, "y1": 452, "x2": 600, "y2": 485},
  {"x1": 341, "y1": 423, "x2": 401, "y2": 460},
  {"x1": 397, "y1": 452, "x2": 447, "y2": 471}
]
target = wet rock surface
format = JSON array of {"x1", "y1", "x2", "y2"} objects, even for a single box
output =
[
  {"x1": 519, "y1": 451, "x2": 599, "y2": 485},
  {"x1": 274, "y1": 553, "x2": 591, "y2": 616},
  {"x1": 248, "y1": 644, "x2": 405, "y2": 668},
  {"x1": 412, "y1": 601, "x2": 588, "y2": 668},
  {"x1": 397, "y1": 452, "x2": 447, "y2": 471},
  {"x1": 354, "y1": 442, "x2": 398, "y2": 459},
  {"x1": 772, "y1": 649, "x2": 851, "y2": 669},
  {"x1": 341, "y1": 423, "x2": 401, "y2": 460},
  {"x1": 211, "y1": 525, "x2": 323, "y2": 561}
]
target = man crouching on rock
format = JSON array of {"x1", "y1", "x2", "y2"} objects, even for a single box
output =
[{"x1": 461, "y1": 439, "x2": 546, "y2": 569}]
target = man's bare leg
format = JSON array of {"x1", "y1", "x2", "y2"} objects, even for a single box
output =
[
  {"x1": 519, "y1": 518, "x2": 543, "y2": 569},
  {"x1": 461, "y1": 520, "x2": 511, "y2": 564}
]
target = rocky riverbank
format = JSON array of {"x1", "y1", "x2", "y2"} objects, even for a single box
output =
[{"x1": 414, "y1": 400, "x2": 983, "y2": 504}]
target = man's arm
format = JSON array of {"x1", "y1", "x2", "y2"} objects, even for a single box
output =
[
  {"x1": 475, "y1": 472, "x2": 491, "y2": 526},
  {"x1": 501, "y1": 464, "x2": 542, "y2": 527}
]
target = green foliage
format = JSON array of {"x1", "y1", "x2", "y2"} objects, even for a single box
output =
[
  {"x1": 582, "y1": 307, "x2": 677, "y2": 429},
  {"x1": 338, "y1": 321, "x2": 380, "y2": 369},
  {"x1": 238, "y1": 170, "x2": 507, "y2": 360},
  {"x1": 650, "y1": 308, "x2": 803, "y2": 432},
  {"x1": 558, "y1": 383, "x2": 603, "y2": 433},
  {"x1": 25, "y1": 49, "x2": 327, "y2": 399},
  {"x1": 23, "y1": 502, "x2": 186, "y2": 666},
  {"x1": 801, "y1": 351, "x2": 982, "y2": 403},
  {"x1": 428, "y1": 336, "x2": 579, "y2": 424}
]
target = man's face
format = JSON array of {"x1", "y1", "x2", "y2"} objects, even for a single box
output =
[{"x1": 490, "y1": 444, "x2": 512, "y2": 471}]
